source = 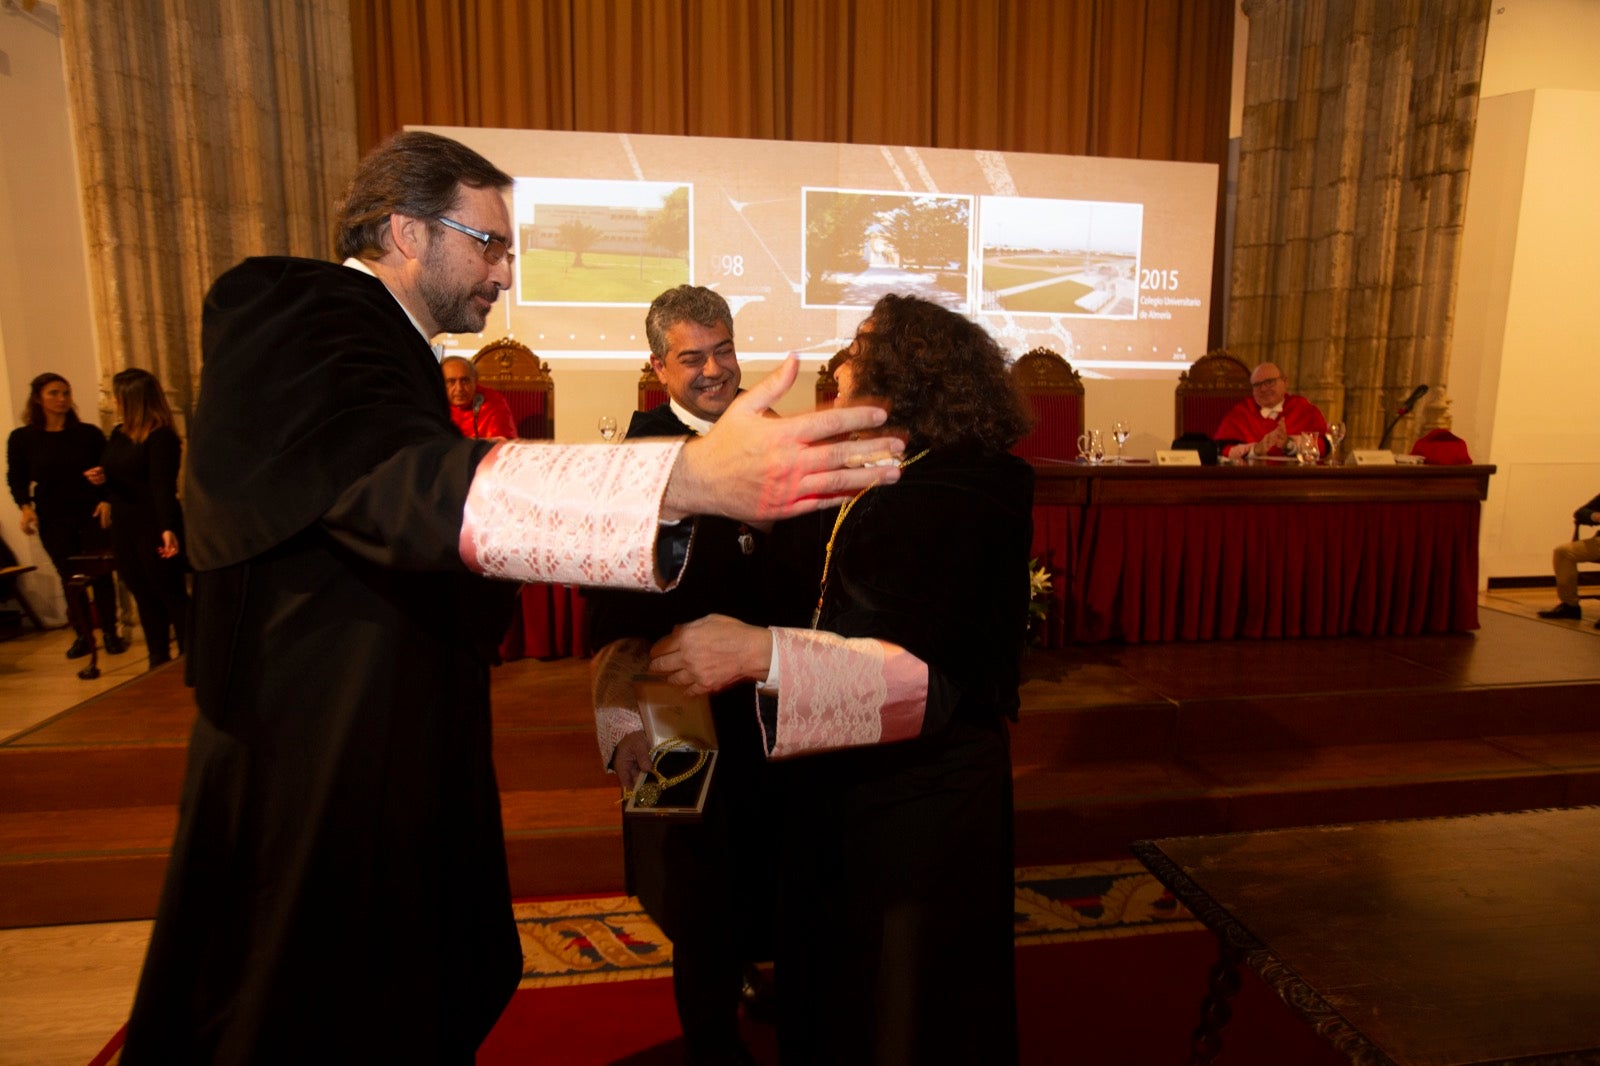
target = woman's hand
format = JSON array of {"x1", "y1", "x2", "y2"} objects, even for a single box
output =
[
  {"x1": 158, "y1": 531, "x2": 180, "y2": 559},
  {"x1": 83, "y1": 466, "x2": 106, "y2": 486},
  {"x1": 93, "y1": 502, "x2": 111, "y2": 529},
  {"x1": 19, "y1": 504, "x2": 37, "y2": 536},
  {"x1": 649, "y1": 614, "x2": 773, "y2": 697},
  {"x1": 611, "y1": 729, "x2": 653, "y2": 793}
]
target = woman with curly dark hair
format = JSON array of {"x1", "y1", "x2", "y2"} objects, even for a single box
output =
[
  {"x1": 6, "y1": 372, "x2": 125, "y2": 658},
  {"x1": 652, "y1": 293, "x2": 1034, "y2": 1065}
]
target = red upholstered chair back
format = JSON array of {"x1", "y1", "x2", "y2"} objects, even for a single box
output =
[
  {"x1": 1009, "y1": 347, "x2": 1084, "y2": 461},
  {"x1": 637, "y1": 363, "x2": 668, "y2": 412},
  {"x1": 473, "y1": 338, "x2": 554, "y2": 439},
  {"x1": 815, "y1": 363, "x2": 839, "y2": 408},
  {"x1": 1174, "y1": 349, "x2": 1252, "y2": 438}
]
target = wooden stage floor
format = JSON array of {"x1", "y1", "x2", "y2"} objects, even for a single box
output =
[{"x1": 3, "y1": 604, "x2": 1598, "y2": 930}]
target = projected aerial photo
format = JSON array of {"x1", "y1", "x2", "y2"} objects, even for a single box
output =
[
  {"x1": 516, "y1": 178, "x2": 691, "y2": 305},
  {"x1": 802, "y1": 189, "x2": 973, "y2": 311},
  {"x1": 978, "y1": 196, "x2": 1142, "y2": 318}
]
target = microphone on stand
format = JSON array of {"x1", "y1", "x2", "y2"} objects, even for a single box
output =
[{"x1": 1378, "y1": 384, "x2": 1429, "y2": 449}]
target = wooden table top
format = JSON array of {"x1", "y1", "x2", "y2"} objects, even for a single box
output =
[{"x1": 1133, "y1": 807, "x2": 1600, "y2": 1065}]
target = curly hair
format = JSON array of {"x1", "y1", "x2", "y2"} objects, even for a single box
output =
[
  {"x1": 644, "y1": 285, "x2": 734, "y2": 360},
  {"x1": 20, "y1": 373, "x2": 79, "y2": 429},
  {"x1": 842, "y1": 294, "x2": 1031, "y2": 453},
  {"x1": 334, "y1": 131, "x2": 513, "y2": 262}
]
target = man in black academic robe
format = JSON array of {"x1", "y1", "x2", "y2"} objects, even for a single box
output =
[
  {"x1": 121, "y1": 133, "x2": 905, "y2": 1066},
  {"x1": 588, "y1": 286, "x2": 803, "y2": 1065}
]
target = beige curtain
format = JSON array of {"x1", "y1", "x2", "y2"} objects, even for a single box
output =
[
  {"x1": 1229, "y1": 0, "x2": 1491, "y2": 450},
  {"x1": 59, "y1": 0, "x2": 358, "y2": 425}
]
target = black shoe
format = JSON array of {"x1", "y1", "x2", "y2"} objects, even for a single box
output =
[
  {"x1": 739, "y1": 964, "x2": 777, "y2": 1025},
  {"x1": 65, "y1": 636, "x2": 93, "y2": 659},
  {"x1": 1537, "y1": 603, "x2": 1582, "y2": 620},
  {"x1": 102, "y1": 633, "x2": 129, "y2": 655}
]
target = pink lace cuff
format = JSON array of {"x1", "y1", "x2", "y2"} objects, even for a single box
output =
[
  {"x1": 763, "y1": 627, "x2": 927, "y2": 758},
  {"x1": 458, "y1": 439, "x2": 685, "y2": 587},
  {"x1": 591, "y1": 638, "x2": 651, "y2": 769}
]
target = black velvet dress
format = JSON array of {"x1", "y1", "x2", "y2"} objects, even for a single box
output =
[
  {"x1": 122, "y1": 258, "x2": 520, "y2": 1065},
  {"x1": 99, "y1": 425, "x2": 189, "y2": 663},
  {"x1": 5, "y1": 420, "x2": 117, "y2": 632},
  {"x1": 770, "y1": 446, "x2": 1033, "y2": 1066}
]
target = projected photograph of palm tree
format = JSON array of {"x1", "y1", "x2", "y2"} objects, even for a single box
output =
[
  {"x1": 515, "y1": 178, "x2": 691, "y2": 305},
  {"x1": 979, "y1": 197, "x2": 1143, "y2": 318},
  {"x1": 802, "y1": 189, "x2": 973, "y2": 310}
]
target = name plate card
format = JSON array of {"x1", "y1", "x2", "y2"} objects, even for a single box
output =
[
  {"x1": 1351, "y1": 449, "x2": 1397, "y2": 466},
  {"x1": 1155, "y1": 449, "x2": 1203, "y2": 466}
]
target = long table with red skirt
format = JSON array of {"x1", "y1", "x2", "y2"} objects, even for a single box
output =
[{"x1": 1028, "y1": 462, "x2": 1495, "y2": 646}]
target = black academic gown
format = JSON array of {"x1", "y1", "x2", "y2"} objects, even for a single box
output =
[
  {"x1": 770, "y1": 446, "x2": 1033, "y2": 1066},
  {"x1": 122, "y1": 258, "x2": 520, "y2": 1065},
  {"x1": 584, "y1": 402, "x2": 788, "y2": 1062}
]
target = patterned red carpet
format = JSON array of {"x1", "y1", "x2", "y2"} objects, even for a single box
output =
[{"x1": 92, "y1": 860, "x2": 1342, "y2": 1065}]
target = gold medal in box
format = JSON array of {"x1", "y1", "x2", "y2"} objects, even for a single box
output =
[{"x1": 624, "y1": 677, "x2": 718, "y2": 817}]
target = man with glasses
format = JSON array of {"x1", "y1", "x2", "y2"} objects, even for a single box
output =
[
  {"x1": 1213, "y1": 361, "x2": 1330, "y2": 461},
  {"x1": 441, "y1": 355, "x2": 517, "y2": 439},
  {"x1": 121, "y1": 131, "x2": 903, "y2": 1065}
]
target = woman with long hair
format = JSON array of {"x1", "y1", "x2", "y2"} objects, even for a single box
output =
[
  {"x1": 85, "y1": 369, "x2": 189, "y2": 666},
  {"x1": 651, "y1": 293, "x2": 1035, "y2": 1065},
  {"x1": 6, "y1": 372, "x2": 125, "y2": 657}
]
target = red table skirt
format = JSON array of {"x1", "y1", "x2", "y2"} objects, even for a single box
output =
[
  {"x1": 499, "y1": 583, "x2": 588, "y2": 661},
  {"x1": 1038, "y1": 500, "x2": 1481, "y2": 645}
]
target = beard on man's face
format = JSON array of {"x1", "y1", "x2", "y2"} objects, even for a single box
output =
[{"x1": 419, "y1": 242, "x2": 499, "y2": 335}]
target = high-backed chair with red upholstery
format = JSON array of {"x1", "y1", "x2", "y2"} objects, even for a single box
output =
[
  {"x1": 637, "y1": 362, "x2": 668, "y2": 412},
  {"x1": 473, "y1": 338, "x2": 554, "y2": 439},
  {"x1": 1010, "y1": 347, "x2": 1084, "y2": 461},
  {"x1": 1173, "y1": 349, "x2": 1252, "y2": 439},
  {"x1": 815, "y1": 362, "x2": 839, "y2": 408}
]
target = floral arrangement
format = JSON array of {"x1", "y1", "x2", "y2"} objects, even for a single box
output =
[{"x1": 1027, "y1": 558, "x2": 1052, "y2": 646}]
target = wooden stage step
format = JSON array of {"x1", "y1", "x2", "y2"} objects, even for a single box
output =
[{"x1": 3, "y1": 609, "x2": 1598, "y2": 927}]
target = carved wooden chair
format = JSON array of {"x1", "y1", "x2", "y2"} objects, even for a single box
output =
[
  {"x1": 472, "y1": 338, "x2": 554, "y2": 440},
  {"x1": 1009, "y1": 347, "x2": 1084, "y2": 461},
  {"x1": 1174, "y1": 349, "x2": 1252, "y2": 439},
  {"x1": 815, "y1": 361, "x2": 839, "y2": 408},
  {"x1": 637, "y1": 362, "x2": 668, "y2": 412}
]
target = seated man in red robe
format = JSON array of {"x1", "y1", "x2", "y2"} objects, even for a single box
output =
[
  {"x1": 442, "y1": 355, "x2": 517, "y2": 439},
  {"x1": 1213, "y1": 361, "x2": 1329, "y2": 460}
]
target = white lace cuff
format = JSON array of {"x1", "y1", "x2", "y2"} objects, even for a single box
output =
[
  {"x1": 591, "y1": 638, "x2": 651, "y2": 769},
  {"x1": 458, "y1": 439, "x2": 685, "y2": 588},
  {"x1": 763, "y1": 627, "x2": 927, "y2": 758}
]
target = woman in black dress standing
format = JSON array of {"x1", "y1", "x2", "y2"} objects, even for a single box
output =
[
  {"x1": 85, "y1": 369, "x2": 189, "y2": 666},
  {"x1": 652, "y1": 294, "x2": 1035, "y2": 1066},
  {"x1": 6, "y1": 372, "x2": 125, "y2": 657}
]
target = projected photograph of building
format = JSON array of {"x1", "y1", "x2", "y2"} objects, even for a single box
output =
[
  {"x1": 979, "y1": 196, "x2": 1143, "y2": 318},
  {"x1": 802, "y1": 189, "x2": 973, "y2": 311},
  {"x1": 515, "y1": 178, "x2": 691, "y2": 306}
]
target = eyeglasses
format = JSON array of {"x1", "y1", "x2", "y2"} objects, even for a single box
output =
[
  {"x1": 1251, "y1": 376, "x2": 1283, "y2": 390},
  {"x1": 436, "y1": 216, "x2": 515, "y2": 267}
]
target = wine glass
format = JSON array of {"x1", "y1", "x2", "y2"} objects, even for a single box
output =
[
  {"x1": 1325, "y1": 421, "x2": 1346, "y2": 464},
  {"x1": 1112, "y1": 420, "x2": 1131, "y2": 464},
  {"x1": 597, "y1": 415, "x2": 618, "y2": 443}
]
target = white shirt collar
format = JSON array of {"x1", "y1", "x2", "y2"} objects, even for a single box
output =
[
  {"x1": 668, "y1": 398, "x2": 715, "y2": 437},
  {"x1": 342, "y1": 257, "x2": 446, "y2": 362},
  {"x1": 1259, "y1": 402, "x2": 1284, "y2": 419}
]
